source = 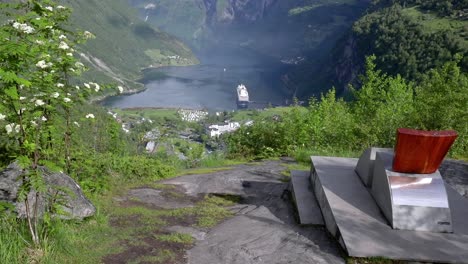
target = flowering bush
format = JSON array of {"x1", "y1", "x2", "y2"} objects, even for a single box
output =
[{"x1": 0, "y1": 0, "x2": 105, "y2": 245}]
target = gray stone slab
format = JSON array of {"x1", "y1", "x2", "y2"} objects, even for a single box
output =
[
  {"x1": 311, "y1": 156, "x2": 468, "y2": 263},
  {"x1": 188, "y1": 205, "x2": 344, "y2": 264},
  {"x1": 290, "y1": 170, "x2": 324, "y2": 225}
]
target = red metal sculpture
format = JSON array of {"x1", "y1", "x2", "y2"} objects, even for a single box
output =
[{"x1": 393, "y1": 128, "x2": 458, "y2": 174}]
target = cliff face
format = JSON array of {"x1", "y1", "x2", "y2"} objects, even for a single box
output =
[
  {"x1": 203, "y1": 0, "x2": 278, "y2": 28},
  {"x1": 211, "y1": 0, "x2": 278, "y2": 24},
  {"x1": 332, "y1": 34, "x2": 363, "y2": 93}
]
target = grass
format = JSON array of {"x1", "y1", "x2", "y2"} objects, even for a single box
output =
[
  {"x1": 127, "y1": 250, "x2": 176, "y2": 264},
  {"x1": 112, "y1": 107, "x2": 179, "y2": 122},
  {"x1": 21, "y1": 175, "x2": 238, "y2": 263},
  {"x1": 155, "y1": 233, "x2": 194, "y2": 244},
  {"x1": 288, "y1": 1, "x2": 358, "y2": 16},
  {"x1": 179, "y1": 166, "x2": 233, "y2": 175},
  {"x1": 402, "y1": 6, "x2": 468, "y2": 46},
  {"x1": 230, "y1": 107, "x2": 306, "y2": 122}
]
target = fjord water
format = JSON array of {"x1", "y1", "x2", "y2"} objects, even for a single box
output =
[{"x1": 102, "y1": 46, "x2": 290, "y2": 111}]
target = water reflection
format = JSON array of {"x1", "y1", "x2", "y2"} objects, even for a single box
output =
[{"x1": 102, "y1": 47, "x2": 290, "y2": 111}]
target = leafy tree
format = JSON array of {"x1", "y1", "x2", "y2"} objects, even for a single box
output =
[
  {"x1": 0, "y1": 0, "x2": 104, "y2": 245},
  {"x1": 352, "y1": 5, "x2": 467, "y2": 82},
  {"x1": 413, "y1": 57, "x2": 468, "y2": 157},
  {"x1": 351, "y1": 55, "x2": 414, "y2": 147}
]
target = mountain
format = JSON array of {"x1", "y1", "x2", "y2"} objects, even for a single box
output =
[
  {"x1": 59, "y1": 0, "x2": 198, "y2": 91},
  {"x1": 129, "y1": 0, "x2": 370, "y2": 97},
  {"x1": 322, "y1": 0, "x2": 468, "y2": 96}
]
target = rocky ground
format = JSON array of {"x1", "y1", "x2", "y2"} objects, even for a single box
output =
[{"x1": 102, "y1": 158, "x2": 467, "y2": 264}]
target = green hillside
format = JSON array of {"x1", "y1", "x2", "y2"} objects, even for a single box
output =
[
  {"x1": 317, "y1": 1, "x2": 468, "y2": 97},
  {"x1": 129, "y1": 0, "x2": 207, "y2": 48},
  {"x1": 59, "y1": 0, "x2": 198, "y2": 91}
]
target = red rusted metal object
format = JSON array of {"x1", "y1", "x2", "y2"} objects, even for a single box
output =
[{"x1": 393, "y1": 128, "x2": 458, "y2": 174}]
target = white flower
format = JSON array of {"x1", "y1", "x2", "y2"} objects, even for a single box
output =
[
  {"x1": 75, "y1": 86, "x2": 80, "y2": 90},
  {"x1": 35, "y1": 40, "x2": 44, "y2": 45},
  {"x1": 75, "y1": 62, "x2": 84, "y2": 68},
  {"x1": 57, "y1": 5, "x2": 66, "y2": 10},
  {"x1": 66, "y1": 53, "x2": 73, "y2": 57},
  {"x1": 63, "y1": 97, "x2": 71, "y2": 103},
  {"x1": 93, "y1": 83, "x2": 100, "y2": 92},
  {"x1": 58, "y1": 41, "x2": 69, "y2": 50},
  {"x1": 5, "y1": 124, "x2": 13, "y2": 134},
  {"x1": 73, "y1": 121, "x2": 80, "y2": 127},
  {"x1": 118, "y1": 86, "x2": 124, "y2": 93},
  {"x1": 57, "y1": 83, "x2": 64, "y2": 88},
  {"x1": 83, "y1": 31, "x2": 95, "y2": 39},
  {"x1": 5, "y1": 123, "x2": 19, "y2": 134},
  {"x1": 35, "y1": 99, "x2": 45, "y2": 106},
  {"x1": 51, "y1": 92, "x2": 59, "y2": 98},
  {"x1": 12, "y1": 22, "x2": 34, "y2": 34},
  {"x1": 45, "y1": 6, "x2": 53, "y2": 11},
  {"x1": 83, "y1": 83, "x2": 90, "y2": 89},
  {"x1": 31, "y1": 121, "x2": 38, "y2": 127},
  {"x1": 19, "y1": 96, "x2": 26, "y2": 100},
  {"x1": 58, "y1": 34, "x2": 67, "y2": 39},
  {"x1": 85, "y1": 113, "x2": 95, "y2": 119},
  {"x1": 69, "y1": 68, "x2": 75, "y2": 72},
  {"x1": 41, "y1": 116, "x2": 47, "y2": 121},
  {"x1": 36, "y1": 60, "x2": 50, "y2": 69},
  {"x1": 0, "y1": 113, "x2": 5, "y2": 120}
]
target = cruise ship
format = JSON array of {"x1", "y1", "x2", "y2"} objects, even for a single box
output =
[{"x1": 236, "y1": 84, "x2": 249, "y2": 108}]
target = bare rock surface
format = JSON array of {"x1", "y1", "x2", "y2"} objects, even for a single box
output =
[
  {"x1": 161, "y1": 160, "x2": 344, "y2": 264},
  {"x1": 127, "y1": 188, "x2": 194, "y2": 209},
  {"x1": 188, "y1": 205, "x2": 342, "y2": 264},
  {"x1": 0, "y1": 162, "x2": 95, "y2": 219},
  {"x1": 166, "y1": 225, "x2": 207, "y2": 241},
  {"x1": 120, "y1": 158, "x2": 467, "y2": 264}
]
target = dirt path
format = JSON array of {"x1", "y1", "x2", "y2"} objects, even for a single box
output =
[{"x1": 102, "y1": 160, "x2": 344, "y2": 264}]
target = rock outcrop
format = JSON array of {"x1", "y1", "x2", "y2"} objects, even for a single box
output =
[{"x1": 0, "y1": 163, "x2": 95, "y2": 219}]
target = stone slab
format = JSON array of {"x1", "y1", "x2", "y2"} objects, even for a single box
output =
[
  {"x1": 310, "y1": 156, "x2": 468, "y2": 263},
  {"x1": 290, "y1": 170, "x2": 324, "y2": 225}
]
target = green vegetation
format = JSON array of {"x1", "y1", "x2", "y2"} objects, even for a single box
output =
[
  {"x1": 129, "y1": 0, "x2": 207, "y2": 47},
  {"x1": 0, "y1": 1, "x2": 467, "y2": 263},
  {"x1": 63, "y1": 0, "x2": 198, "y2": 93},
  {"x1": 384, "y1": 0, "x2": 468, "y2": 18},
  {"x1": 225, "y1": 56, "x2": 467, "y2": 160},
  {"x1": 346, "y1": 2, "x2": 468, "y2": 85},
  {"x1": 288, "y1": 5, "x2": 323, "y2": 16}
]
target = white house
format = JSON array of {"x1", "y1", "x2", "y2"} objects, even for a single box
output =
[{"x1": 208, "y1": 122, "x2": 241, "y2": 137}]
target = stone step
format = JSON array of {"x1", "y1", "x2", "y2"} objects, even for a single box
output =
[{"x1": 290, "y1": 170, "x2": 324, "y2": 225}]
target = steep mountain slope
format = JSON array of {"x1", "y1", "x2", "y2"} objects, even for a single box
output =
[
  {"x1": 58, "y1": 0, "x2": 198, "y2": 91},
  {"x1": 322, "y1": 1, "x2": 468, "y2": 96},
  {"x1": 130, "y1": 1, "x2": 368, "y2": 56},
  {"x1": 129, "y1": 0, "x2": 369, "y2": 97}
]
